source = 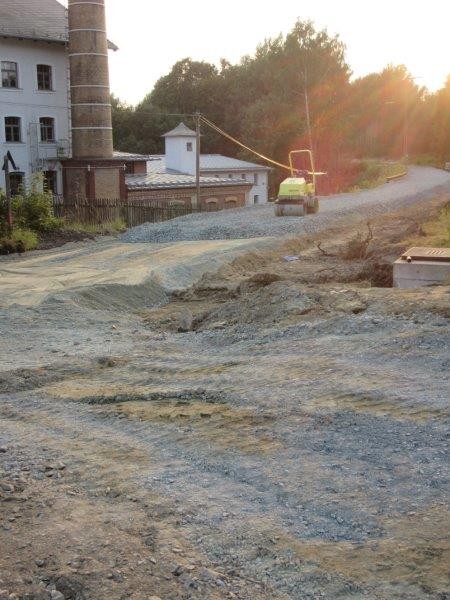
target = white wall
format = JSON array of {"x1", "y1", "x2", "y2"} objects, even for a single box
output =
[
  {"x1": 165, "y1": 135, "x2": 196, "y2": 175},
  {"x1": 0, "y1": 38, "x2": 70, "y2": 194},
  {"x1": 203, "y1": 170, "x2": 269, "y2": 205}
]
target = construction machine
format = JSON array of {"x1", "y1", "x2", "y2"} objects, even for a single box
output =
[{"x1": 274, "y1": 150, "x2": 325, "y2": 217}]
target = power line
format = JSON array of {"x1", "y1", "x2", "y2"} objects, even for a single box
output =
[{"x1": 199, "y1": 115, "x2": 293, "y2": 173}]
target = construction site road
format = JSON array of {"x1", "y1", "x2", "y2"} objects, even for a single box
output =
[
  {"x1": 123, "y1": 166, "x2": 450, "y2": 243},
  {"x1": 0, "y1": 166, "x2": 449, "y2": 600},
  {"x1": 1, "y1": 166, "x2": 450, "y2": 311}
]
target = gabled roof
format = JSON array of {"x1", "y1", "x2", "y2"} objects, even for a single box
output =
[
  {"x1": 163, "y1": 123, "x2": 196, "y2": 138},
  {"x1": 113, "y1": 151, "x2": 152, "y2": 162},
  {"x1": 200, "y1": 154, "x2": 270, "y2": 171},
  {"x1": 0, "y1": 0, "x2": 118, "y2": 50},
  {"x1": 146, "y1": 155, "x2": 270, "y2": 174},
  {"x1": 126, "y1": 173, "x2": 251, "y2": 191}
]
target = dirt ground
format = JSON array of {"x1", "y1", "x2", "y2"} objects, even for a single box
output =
[{"x1": 0, "y1": 196, "x2": 449, "y2": 599}]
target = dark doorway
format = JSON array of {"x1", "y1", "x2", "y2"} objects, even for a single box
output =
[
  {"x1": 43, "y1": 171, "x2": 57, "y2": 194},
  {"x1": 9, "y1": 172, "x2": 24, "y2": 196}
]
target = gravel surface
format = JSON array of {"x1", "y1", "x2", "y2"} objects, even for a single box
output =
[
  {"x1": 1, "y1": 173, "x2": 450, "y2": 599},
  {"x1": 122, "y1": 166, "x2": 450, "y2": 243}
]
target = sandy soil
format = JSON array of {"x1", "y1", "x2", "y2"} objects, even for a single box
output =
[{"x1": 0, "y1": 192, "x2": 449, "y2": 599}]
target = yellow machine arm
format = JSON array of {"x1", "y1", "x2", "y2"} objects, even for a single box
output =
[{"x1": 288, "y1": 150, "x2": 327, "y2": 189}]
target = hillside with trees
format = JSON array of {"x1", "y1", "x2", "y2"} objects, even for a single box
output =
[{"x1": 111, "y1": 19, "x2": 450, "y2": 193}]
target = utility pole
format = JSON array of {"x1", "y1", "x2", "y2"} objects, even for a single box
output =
[
  {"x1": 403, "y1": 84, "x2": 409, "y2": 161},
  {"x1": 304, "y1": 68, "x2": 314, "y2": 154},
  {"x1": 195, "y1": 112, "x2": 201, "y2": 209}
]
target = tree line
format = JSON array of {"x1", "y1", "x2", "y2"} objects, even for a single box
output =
[{"x1": 111, "y1": 20, "x2": 450, "y2": 192}]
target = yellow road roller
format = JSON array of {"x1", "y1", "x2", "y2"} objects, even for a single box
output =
[{"x1": 275, "y1": 150, "x2": 325, "y2": 217}]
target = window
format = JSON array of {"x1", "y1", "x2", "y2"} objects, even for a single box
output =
[
  {"x1": 241, "y1": 173, "x2": 246, "y2": 180},
  {"x1": 186, "y1": 142, "x2": 193, "y2": 151},
  {"x1": 228, "y1": 173, "x2": 233, "y2": 178},
  {"x1": 5, "y1": 117, "x2": 21, "y2": 142},
  {"x1": 37, "y1": 64, "x2": 53, "y2": 91},
  {"x1": 9, "y1": 172, "x2": 24, "y2": 196},
  {"x1": 1, "y1": 61, "x2": 18, "y2": 88},
  {"x1": 253, "y1": 173, "x2": 258, "y2": 185},
  {"x1": 40, "y1": 117, "x2": 55, "y2": 142},
  {"x1": 253, "y1": 194, "x2": 259, "y2": 204},
  {"x1": 43, "y1": 171, "x2": 57, "y2": 195}
]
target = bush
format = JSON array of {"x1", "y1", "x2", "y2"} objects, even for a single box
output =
[
  {"x1": 342, "y1": 222, "x2": 374, "y2": 260},
  {"x1": 344, "y1": 160, "x2": 405, "y2": 192},
  {"x1": 0, "y1": 228, "x2": 38, "y2": 254},
  {"x1": 12, "y1": 188, "x2": 60, "y2": 232},
  {"x1": 0, "y1": 173, "x2": 62, "y2": 233},
  {"x1": 411, "y1": 154, "x2": 443, "y2": 168}
]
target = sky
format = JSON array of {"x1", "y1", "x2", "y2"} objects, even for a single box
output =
[{"x1": 63, "y1": 0, "x2": 450, "y2": 105}]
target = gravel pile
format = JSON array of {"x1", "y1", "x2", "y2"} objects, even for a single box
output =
[{"x1": 122, "y1": 166, "x2": 450, "y2": 243}]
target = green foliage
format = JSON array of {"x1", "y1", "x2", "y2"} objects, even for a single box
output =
[
  {"x1": 110, "y1": 20, "x2": 450, "y2": 188},
  {"x1": 111, "y1": 19, "x2": 350, "y2": 164},
  {"x1": 409, "y1": 154, "x2": 444, "y2": 168},
  {"x1": 67, "y1": 217, "x2": 127, "y2": 235},
  {"x1": 0, "y1": 228, "x2": 38, "y2": 254},
  {"x1": 407, "y1": 203, "x2": 450, "y2": 248},
  {"x1": 345, "y1": 161, "x2": 406, "y2": 192},
  {"x1": 11, "y1": 174, "x2": 62, "y2": 232},
  {"x1": 11, "y1": 227, "x2": 39, "y2": 250}
]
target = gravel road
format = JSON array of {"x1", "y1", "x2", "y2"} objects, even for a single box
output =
[
  {"x1": 123, "y1": 166, "x2": 450, "y2": 243},
  {"x1": 1, "y1": 169, "x2": 449, "y2": 599}
]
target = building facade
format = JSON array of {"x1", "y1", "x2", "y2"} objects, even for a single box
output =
[
  {"x1": 0, "y1": 0, "x2": 118, "y2": 198},
  {"x1": 0, "y1": 35, "x2": 69, "y2": 195}
]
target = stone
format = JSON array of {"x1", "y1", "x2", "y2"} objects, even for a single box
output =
[
  {"x1": 0, "y1": 447, "x2": 7, "y2": 453},
  {"x1": 0, "y1": 483, "x2": 14, "y2": 493},
  {"x1": 50, "y1": 592, "x2": 65, "y2": 600},
  {"x1": 177, "y1": 308, "x2": 193, "y2": 332}
]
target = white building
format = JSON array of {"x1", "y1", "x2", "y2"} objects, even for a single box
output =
[
  {"x1": 0, "y1": 0, "x2": 71, "y2": 195},
  {"x1": 0, "y1": 0, "x2": 117, "y2": 196},
  {"x1": 148, "y1": 123, "x2": 271, "y2": 205}
]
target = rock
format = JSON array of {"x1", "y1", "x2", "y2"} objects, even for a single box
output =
[
  {"x1": 0, "y1": 483, "x2": 14, "y2": 493},
  {"x1": 51, "y1": 592, "x2": 65, "y2": 600},
  {"x1": 54, "y1": 576, "x2": 85, "y2": 599},
  {"x1": 177, "y1": 309, "x2": 193, "y2": 332},
  {"x1": 0, "y1": 447, "x2": 7, "y2": 453},
  {"x1": 35, "y1": 559, "x2": 46, "y2": 567},
  {"x1": 148, "y1": 597, "x2": 162, "y2": 600},
  {"x1": 172, "y1": 565, "x2": 184, "y2": 577}
]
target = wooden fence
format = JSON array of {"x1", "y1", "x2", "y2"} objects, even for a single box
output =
[{"x1": 52, "y1": 197, "x2": 214, "y2": 228}]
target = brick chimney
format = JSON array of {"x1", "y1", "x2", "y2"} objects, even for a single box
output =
[{"x1": 63, "y1": 0, "x2": 125, "y2": 200}]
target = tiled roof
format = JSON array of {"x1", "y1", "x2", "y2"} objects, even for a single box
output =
[
  {"x1": 126, "y1": 173, "x2": 251, "y2": 191},
  {"x1": 163, "y1": 123, "x2": 197, "y2": 138},
  {"x1": 146, "y1": 155, "x2": 269, "y2": 174},
  {"x1": 0, "y1": 0, "x2": 118, "y2": 50},
  {"x1": 113, "y1": 151, "x2": 153, "y2": 161},
  {"x1": 200, "y1": 154, "x2": 270, "y2": 171}
]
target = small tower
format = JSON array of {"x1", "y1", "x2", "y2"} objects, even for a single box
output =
[{"x1": 163, "y1": 123, "x2": 197, "y2": 175}]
